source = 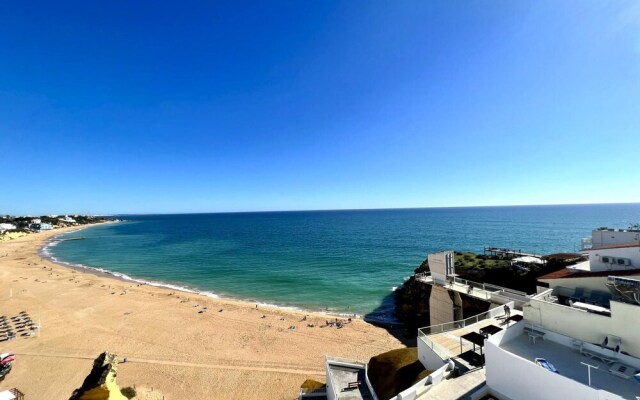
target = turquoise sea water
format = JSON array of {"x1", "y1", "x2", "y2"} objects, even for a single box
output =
[{"x1": 45, "y1": 204, "x2": 640, "y2": 321}]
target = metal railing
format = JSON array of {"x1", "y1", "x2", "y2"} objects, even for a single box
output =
[
  {"x1": 417, "y1": 302, "x2": 514, "y2": 337},
  {"x1": 417, "y1": 302, "x2": 515, "y2": 362},
  {"x1": 451, "y1": 276, "x2": 527, "y2": 296},
  {"x1": 415, "y1": 272, "x2": 527, "y2": 296},
  {"x1": 418, "y1": 330, "x2": 452, "y2": 361},
  {"x1": 415, "y1": 272, "x2": 432, "y2": 282}
]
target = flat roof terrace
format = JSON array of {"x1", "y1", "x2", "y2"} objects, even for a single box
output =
[
  {"x1": 326, "y1": 360, "x2": 374, "y2": 400},
  {"x1": 501, "y1": 333, "x2": 640, "y2": 400}
]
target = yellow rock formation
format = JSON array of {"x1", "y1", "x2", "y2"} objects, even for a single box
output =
[{"x1": 69, "y1": 352, "x2": 128, "y2": 400}]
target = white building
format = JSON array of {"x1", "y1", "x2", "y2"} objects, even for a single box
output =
[
  {"x1": 29, "y1": 222, "x2": 54, "y2": 232},
  {"x1": 314, "y1": 228, "x2": 640, "y2": 400},
  {"x1": 539, "y1": 230, "x2": 640, "y2": 295},
  {"x1": 584, "y1": 243, "x2": 640, "y2": 272},
  {"x1": 413, "y1": 229, "x2": 640, "y2": 400},
  {"x1": 59, "y1": 215, "x2": 76, "y2": 223},
  {"x1": 482, "y1": 280, "x2": 640, "y2": 400},
  {"x1": 0, "y1": 223, "x2": 17, "y2": 232},
  {"x1": 478, "y1": 229, "x2": 640, "y2": 400},
  {"x1": 582, "y1": 228, "x2": 640, "y2": 251}
]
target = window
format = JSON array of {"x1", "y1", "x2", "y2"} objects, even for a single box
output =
[
  {"x1": 602, "y1": 256, "x2": 611, "y2": 263},
  {"x1": 617, "y1": 258, "x2": 626, "y2": 265}
]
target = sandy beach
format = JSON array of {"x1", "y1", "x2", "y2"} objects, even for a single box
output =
[{"x1": 0, "y1": 225, "x2": 403, "y2": 399}]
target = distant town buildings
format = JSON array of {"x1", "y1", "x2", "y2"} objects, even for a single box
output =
[
  {"x1": 58, "y1": 215, "x2": 76, "y2": 223},
  {"x1": 0, "y1": 215, "x2": 112, "y2": 240},
  {"x1": 28, "y1": 222, "x2": 53, "y2": 232},
  {"x1": 0, "y1": 223, "x2": 17, "y2": 233}
]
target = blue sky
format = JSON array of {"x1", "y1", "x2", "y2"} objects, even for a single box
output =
[{"x1": 1, "y1": 1, "x2": 639, "y2": 214}]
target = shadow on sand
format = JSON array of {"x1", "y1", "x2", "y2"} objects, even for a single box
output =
[{"x1": 363, "y1": 292, "x2": 418, "y2": 347}]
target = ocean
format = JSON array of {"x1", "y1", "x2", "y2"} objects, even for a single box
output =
[{"x1": 44, "y1": 204, "x2": 640, "y2": 321}]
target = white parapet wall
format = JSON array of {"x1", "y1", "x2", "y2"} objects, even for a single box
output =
[
  {"x1": 429, "y1": 285, "x2": 456, "y2": 326},
  {"x1": 485, "y1": 323, "x2": 628, "y2": 400},
  {"x1": 484, "y1": 327, "x2": 625, "y2": 400},
  {"x1": 417, "y1": 333, "x2": 449, "y2": 370},
  {"x1": 524, "y1": 298, "x2": 640, "y2": 359}
]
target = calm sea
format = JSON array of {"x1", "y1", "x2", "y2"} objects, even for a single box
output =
[{"x1": 45, "y1": 204, "x2": 640, "y2": 321}]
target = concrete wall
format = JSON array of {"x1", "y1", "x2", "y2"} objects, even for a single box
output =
[
  {"x1": 485, "y1": 338, "x2": 622, "y2": 400},
  {"x1": 592, "y1": 230, "x2": 640, "y2": 248},
  {"x1": 540, "y1": 275, "x2": 625, "y2": 293},
  {"x1": 428, "y1": 251, "x2": 454, "y2": 285},
  {"x1": 326, "y1": 366, "x2": 336, "y2": 400},
  {"x1": 589, "y1": 246, "x2": 640, "y2": 271},
  {"x1": 417, "y1": 336, "x2": 448, "y2": 370},
  {"x1": 429, "y1": 285, "x2": 454, "y2": 326},
  {"x1": 523, "y1": 299, "x2": 640, "y2": 358}
]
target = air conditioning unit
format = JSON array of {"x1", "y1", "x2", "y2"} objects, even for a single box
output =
[{"x1": 610, "y1": 363, "x2": 635, "y2": 379}]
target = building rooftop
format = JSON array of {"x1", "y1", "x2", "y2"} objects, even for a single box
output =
[
  {"x1": 591, "y1": 242, "x2": 640, "y2": 251},
  {"x1": 500, "y1": 331, "x2": 640, "y2": 399},
  {"x1": 539, "y1": 267, "x2": 640, "y2": 280},
  {"x1": 326, "y1": 360, "x2": 374, "y2": 400}
]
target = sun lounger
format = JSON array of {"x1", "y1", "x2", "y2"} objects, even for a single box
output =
[{"x1": 535, "y1": 358, "x2": 559, "y2": 374}]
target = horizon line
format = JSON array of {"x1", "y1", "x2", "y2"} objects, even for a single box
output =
[
  {"x1": 5, "y1": 201, "x2": 639, "y2": 217},
  {"x1": 106, "y1": 201, "x2": 640, "y2": 216}
]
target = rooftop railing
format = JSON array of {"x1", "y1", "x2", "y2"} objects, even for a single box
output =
[
  {"x1": 415, "y1": 272, "x2": 528, "y2": 297},
  {"x1": 417, "y1": 301, "x2": 514, "y2": 337},
  {"x1": 418, "y1": 330, "x2": 452, "y2": 361}
]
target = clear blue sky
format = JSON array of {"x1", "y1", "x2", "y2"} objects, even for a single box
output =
[{"x1": 2, "y1": 1, "x2": 639, "y2": 215}]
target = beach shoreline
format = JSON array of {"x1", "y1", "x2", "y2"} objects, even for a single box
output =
[
  {"x1": 0, "y1": 225, "x2": 403, "y2": 399},
  {"x1": 40, "y1": 222, "x2": 369, "y2": 319}
]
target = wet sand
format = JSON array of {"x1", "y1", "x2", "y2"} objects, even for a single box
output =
[{"x1": 0, "y1": 225, "x2": 403, "y2": 399}]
